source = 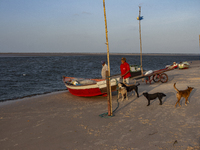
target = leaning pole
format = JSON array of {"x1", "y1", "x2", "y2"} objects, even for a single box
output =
[
  {"x1": 138, "y1": 6, "x2": 144, "y2": 77},
  {"x1": 103, "y1": 0, "x2": 112, "y2": 116}
]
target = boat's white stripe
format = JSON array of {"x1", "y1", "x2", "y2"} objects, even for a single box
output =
[
  {"x1": 65, "y1": 78, "x2": 120, "y2": 90},
  {"x1": 65, "y1": 84, "x2": 99, "y2": 90}
]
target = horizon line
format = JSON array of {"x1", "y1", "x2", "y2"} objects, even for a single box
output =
[{"x1": 0, "y1": 52, "x2": 199, "y2": 57}]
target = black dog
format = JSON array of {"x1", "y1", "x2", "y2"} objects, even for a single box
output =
[
  {"x1": 120, "y1": 82, "x2": 140, "y2": 97},
  {"x1": 143, "y1": 92, "x2": 166, "y2": 106}
]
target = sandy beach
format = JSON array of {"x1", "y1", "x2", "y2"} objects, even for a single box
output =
[{"x1": 0, "y1": 60, "x2": 200, "y2": 150}]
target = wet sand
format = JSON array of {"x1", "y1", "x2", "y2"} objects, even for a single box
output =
[{"x1": 0, "y1": 61, "x2": 200, "y2": 150}]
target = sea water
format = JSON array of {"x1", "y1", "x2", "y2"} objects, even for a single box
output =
[{"x1": 0, "y1": 55, "x2": 199, "y2": 101}]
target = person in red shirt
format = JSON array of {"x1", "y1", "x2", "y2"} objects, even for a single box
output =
[{"x1": 120, "y1": 57, "x2": 131, "y2": 84}]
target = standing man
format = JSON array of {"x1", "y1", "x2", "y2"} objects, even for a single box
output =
[
  {"x1": 120, "y1": 57, "x2": 131, "y2": 84},
  {"x1": 101, "y1": 61, "x2": 108, "y2": 79}
]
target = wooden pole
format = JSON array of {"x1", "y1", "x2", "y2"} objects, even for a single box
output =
[
  {"x1": 199, "y1": 34, "x2": 200, "y2": 60},
  {"x1": 139, "y1": 6, "x2": 144, "y2": 77},
  {"x1": 106, "y1": 71, "x2": 111, "y2": 116},
  {"x1": 103, "y1": 0, "x2": 112, "y2": 116},
  {"x1": 199, "y1": 35, "x2": 200, "y2": 58}
]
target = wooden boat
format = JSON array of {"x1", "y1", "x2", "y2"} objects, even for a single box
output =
[
  {"x1": 165, "y1": 62, "x2": 178, "y2": 69},
  {"x1": 178, "y1": 62, "x2": 190, "y2": 69},
  {"x1": 130, "y1": 65, "x2": 142, "y2": 77},
  {"x1": 63, "y1": 76, "x2": 120, "y2": 97}
]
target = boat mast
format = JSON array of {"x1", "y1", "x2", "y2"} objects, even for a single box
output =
[
  {"x1": 138, "y1": 6, "x2": 144, "y2": 76},
  {"x1": 103, "y1": 0, "x2": 112, "y2": 116}
]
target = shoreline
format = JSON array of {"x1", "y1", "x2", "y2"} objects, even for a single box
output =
[
  {"x1": 0, "y1": 89, "x2": 67, "y2": 103},
  {"x1": 0, "y1": 90, "x2": 67, "y2": 107},
  {"x1": 0, "y1": 52, "x2": 199, "y2": 57},
  {"x1": 1, "y1": 60, "x2": 199, "y2": 103}
]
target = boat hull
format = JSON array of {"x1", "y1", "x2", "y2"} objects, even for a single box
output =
[
  {"x1": 178, "y1": 62, "x2": 190, "y2": 69},
  {"x1": 179, "y1": 65, "x2": 189, "y2": 69},
  {"x1": 67, "y1": 87, "x2": 104, "y2": 97},
  {"x1": 63, "y1": 76, "x2": 120, "y2": 97}
]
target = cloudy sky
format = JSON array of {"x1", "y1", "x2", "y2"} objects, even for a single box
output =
[{"x1": 0, "y1": 0, "x2": 200, "y2": 53}]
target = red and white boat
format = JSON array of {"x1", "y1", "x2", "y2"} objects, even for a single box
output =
[
  {"x1": 63, "y1": 76, "x2": 120, "y2": 97},
  {"x1": 165, "y1": 62, "x2": 178, "y2": 69},
  {"x1": 178, "y1": 61, "x2": 190, "y2": 69}
]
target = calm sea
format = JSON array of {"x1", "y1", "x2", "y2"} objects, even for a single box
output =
[{"x1": 0, "y1": 55, "x2": 199, "y2": 101}]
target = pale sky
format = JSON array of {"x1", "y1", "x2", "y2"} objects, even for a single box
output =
[{"x1": 0, "y1": 0, "x2": 200, "y2": 53}]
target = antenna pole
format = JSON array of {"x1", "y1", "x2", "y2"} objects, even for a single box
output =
[{"x1": 139, "y1": 6, "x2": 144, "y2": 76}]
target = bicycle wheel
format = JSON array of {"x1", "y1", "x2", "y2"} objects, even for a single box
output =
[
  {"x1": 153, "y1": 74, "x2": 161, "y2": 83},
  {"x1": 160, "y1": 73, "x2": 168, "y2": 83}
]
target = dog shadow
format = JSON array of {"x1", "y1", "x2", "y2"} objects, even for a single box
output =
[
  {"x1": 147, "y1": 99, "x2": 157, "y2": 105},
  {"x1": 163, "y1": 92, "x2": 175, "y2": 104},
  {"x1": 114, "y1": 97, "x2": 138, "y2": 114},
  {"x1": 187, "y1": 88, "x2": 196, "y2": 103}
]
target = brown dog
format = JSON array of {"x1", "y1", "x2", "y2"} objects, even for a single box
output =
[{"x1": 174, "y1": 83, "x2": 194, "y2": 107}]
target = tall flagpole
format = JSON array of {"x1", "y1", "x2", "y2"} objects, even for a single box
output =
[
  {"x1": 138, "y1": 6, "x2": 144, "y2": 76},
  {"x1": 103, "y1": 0, "x2": 112, "y2": 116}
]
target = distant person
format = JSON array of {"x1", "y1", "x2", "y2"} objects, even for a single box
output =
[
  {"x1": 101, "y1": 61, "x2": 108, "y2": 79},
  {"x1": 120, "y1": 57, "x2": 131, "y2": 84}
]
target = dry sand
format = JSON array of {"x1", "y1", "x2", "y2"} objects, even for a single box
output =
[{"x1": 0, "y1": 61, "x2": 200, "y2": 150}]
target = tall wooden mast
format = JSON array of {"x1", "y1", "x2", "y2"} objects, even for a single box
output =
[{"x1": 103, "y1": 0, "x2": 112, "y2": 116}]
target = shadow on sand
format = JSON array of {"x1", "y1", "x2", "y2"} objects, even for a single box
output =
[{"x1": 113, "y1": 82, "x2": 167, "y2": 114}]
